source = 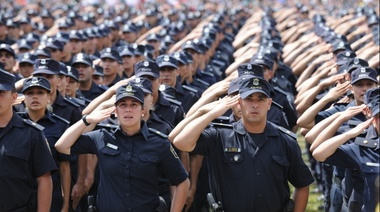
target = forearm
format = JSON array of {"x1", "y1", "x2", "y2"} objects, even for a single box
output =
[
  {"x1": 292, "y1": 186, "x2": 309, "y2": 212},
  {"x1": 84, "y1": 154, "x2": 97, "y2": 192},
  {"x1": 297, "y1": 95, "x2": 335, "y2": 128},
  {"x1": 171, "y1": 179, "x2": 190, "y2": 212},
  {"x1": 305, "y1": 112, "x2": 340, "y2": 145},
  {"x1": 187, "y1": 92, "x2": 219, "y2": 117},
  {"x1": 59, "y1": 161, "x2": 71, "y2": 211},
  {"x1": 82, "y1": 89, "x2": 114, "y2": 115},
  {"x1": 296, "y1": 85, "x2": 323, "y2": 114},
  {"x1": 37, "y1": 173, "x2": 53, "y2": 212},
  {"x1": 179, "y1": 151, "x2": 190, "y2": 173},
  {"x1": 312, "y1": 132, "x2": 351, "y2": 162},
  {"x1": 169, "y1": 109, "x2": 205, "y2": 142}
]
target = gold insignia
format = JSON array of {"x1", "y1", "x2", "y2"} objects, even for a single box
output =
[
  {"x1": 126, "y1": 85, "x2": 133, "y2": 92},
  {"x1": 170, "y1": 145, "x2": 179, "y2": 158},
  {"x1": 253, "y1": 78, "x2": 260, "y2": 86}
]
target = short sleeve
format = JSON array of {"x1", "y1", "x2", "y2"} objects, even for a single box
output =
[
  {"x1": 159, "y1": 141, "x2": 188, "y2": 186},
  {"x1": 71, "y1": 130, "x2": 104, "y2": 155},
  {"x1": 191, "y1": 127, "x2": 218, "y2": 155},
  {"x1": 31, "y1": 131, "x2": 57, "y2": 178}
]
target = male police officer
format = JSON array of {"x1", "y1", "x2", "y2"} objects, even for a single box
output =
[
  {"x1": 0, "y1": 68, "x2": 57, "y2": 211},
  {"x1": 173, "y1": 76, "x2": 314, "y2": 212}
]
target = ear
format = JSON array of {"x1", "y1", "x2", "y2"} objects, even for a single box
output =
[{"x1": 267, "y1": 98, "x2": 272, "y2": 110}]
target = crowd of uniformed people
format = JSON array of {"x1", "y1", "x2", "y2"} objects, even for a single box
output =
[{"x1": 0, "y1": 0, "x2": 379, "y2": 211}]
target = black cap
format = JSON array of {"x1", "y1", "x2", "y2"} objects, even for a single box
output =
[
  {"x1": 67, "y1": 66, "x2": 79, "y2": 81},
  {"x1": 250, "y1": 53, "x2": 274, "y2": 70},
  {"x1": 34, "y1": 47, "x2": 51, "y2": 58},
  {"x1": 228, "y1": 78, "x2": 241, "y2": 95},
  {"x1": 171, "y1": 52, "x2": 188, "y2": 65},
  {"x1": 346, "y1": 58, "x2": 369, "y2": 74},
  {"x1": 156, "y1": 54, "x2": 178, "y2": 69},
  {"x1": 350, "y1": 67, "x2": 378, "y2": 85},
  {"x1": 182, "y1": 40, "x2": 200, "y2": 53},
  {"x1": 0, "y1": 43, "x2": 15, "y2": 58},
  {"x1": 336, "y1": 50, "x2": 356, "y2": 65},
  {"x1": 115, "y1": 83, "x2": 144, "y2": 104},
  {"x1": 18, "y1": 53, "x2": 37, "y2": 64},
  {"x1": 146, "y1": 33, "x2": 160, "y2": 42},
  {"x1": 0, "y1": 69, "x2": 15, "y2": 91},
  {"x1": 19, "y1": 16, "x2": 31, "y2": 24},
  {"x1": 59, "y1": 62, "x2": 68, "y2": 76},
  {"x1": 121, "y1": 24, "x2": 138, "y2": 33},
  {"x1": 69, "y1": 30, "x2": 84, "y2": 41},
  {"x1": 364, "y1": 87, "x2": 379, "y2": 107},
  {"x1": 93, "y1": 65, "x2": 104, "y2": 77},
  {"x1": 55, "y1": 32, "x2": 70, "y2": 43},
  {"x1": 239, "y1": 76, "x2": 271, "y2": 98},
  {"x1": 46, "y1": 39, "x2": 63, "y2": 50},
  {"x1": 131, "y1": 44, "x2": 145, "y2": 56},
  {"x1": 6, "y1": 19, "x2": 19, "y2": 28},
  {"x1": 129, "y1": 77, "x2": 152, "y2": 94},
  {"x1": 100, "y1": 47, "x2": 122, "y2": 64},
  {"x1": 33, "y1": 59, "x2": 60, "y2": 75},
  {"x1": 134, "y1": 60, "x2": 160, "y2": 78},
  {"x1": 237, "y1": 63, "x2": 265, "y2": 78},
  {"x1": 18, "y1": 40, "x2": 32, "y2": 51},
  {"x1": 332, "y1": 40, "x2": 351, "y2": 53},
  {"x1": 21, "y1": 76, "x2": 51, "y2": 93},
  {"x1": 72, "y1": 53, "x2": 93, "y2": 67},
  {"x1": 119, "y1": 46, "x2": 134, "y2": 57}
]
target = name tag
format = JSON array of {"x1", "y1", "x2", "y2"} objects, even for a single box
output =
[
  {"x1": 224, "y1": 147, "x2": 241, "y2": 153},
  {"x1": 107, "y1": 143, "x2": 118, "y2": 150},
  {"x1": 366, "y1": 162, "x2": 379, "y2": 167}
]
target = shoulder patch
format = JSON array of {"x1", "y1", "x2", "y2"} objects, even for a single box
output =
[
  {"x1": 182, "y1": 85, "x2": 198, "y2": 93},
  {"x1": 354, "y1": 137, "x2": 378, "y2": 148},
  {"x1": 200, "y1": 71, "x2": 215, "y2": 77},
  {"x1": 166, "y1": 97, "x2": 182, "y2": 106},
  {"x1": 195, "y1": 78, "x2": 210, "y2": 86},
  {"x1": 64, "y1": 97, "x2": 80, "y2": 107},
  {"x1": 271, "y1": 101, "x2": 284, "y2": 109},
  {"x1": 278, "y1": 126, "x2": 297, "y2": 140},
  {"x1": 22, "y1": 118, "x2": 45, "y2": 131},
  {"x1": 149, "y1": 128, "x2": 168, "y2": 139},
  {"x1": 52, "y1": 113, "x2": 70, "y2": 125}
]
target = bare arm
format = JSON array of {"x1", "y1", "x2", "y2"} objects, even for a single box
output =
[
  {"x1": 293, "y1": 186, "x2": 309, "y2": 212},
  {"x1": 170, "y1": 179, "x2": 190, "y2": 212},
  {"x1": 59, "y1": 161, "x2": 71, "y2": 212},
  {"x1": 37, "y1": 172, "x2": 53, "y2": 212}
]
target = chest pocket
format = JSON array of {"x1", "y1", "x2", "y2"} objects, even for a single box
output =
[
  {"x1": 99, "y1": 147, "x2": 121, "y2": 175},
  {"x1": 222, "y1": 151, "x2": 244, "y2": 180},
  {"x1": 135, "y1": 154, "x2": 159, "y2": 178},
  {"x1": 0, "y1": 147, "x2": 30, "y2": 179},
  {"x1": 361, "y1": 163, "x2": 380, "y2": 174},
  {"x1": 271, "y1": 155, "x2": 290, "y2": 182}
]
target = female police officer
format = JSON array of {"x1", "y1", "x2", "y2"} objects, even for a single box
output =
[
  {"x1": 55, "y1": 83, "x2": 189, "y2": 212},
  {"x1": 19, "y1": 76, "x2": 71, "y2": 212}
]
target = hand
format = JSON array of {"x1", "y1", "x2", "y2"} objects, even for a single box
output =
[
  {"x1": 86, "y1": 106, "x2": 115, "y2": 124},
  {"x1": 210, "y1": 95, "x2": 240, "y2": 117},
  {"x1": 324, "y1": 81, "x2": 351, "y2": 102},
  {"x1": 212, "y1": 80, "x2": 230, "y2": 96},
  {"x1": 13, "y1": 94, "x2": 25, "y2": 105},
  {"x1": 94, "y1": 95, "x2": 116, "y2": 112},
  {"x1": 71, "y1": 183, "x2": 85, "y2": 209},
  {"x1": 346, "y1": 118, "x2": 373, "y2": 138},
  {"x1": 337, "y1": 104, "x2": 367, "y2": 122},
  {"x1": 109, "y1": 77, "x2": 135, "y2": 93},
  {"x1": 184, "y1": 188, "x2": 197, "y2": 212},
  {"x1": 320, "y1": 73, "x2": 346, "y2": 88}
]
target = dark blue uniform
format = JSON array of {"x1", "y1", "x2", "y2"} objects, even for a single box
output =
[
  {"x1": 52, "y1": 91, "x2": 82, "y2": 125},
  {"x1": 324, "y1": 125, "x2": 379, "y2": 212},
  {"x1": 172, "y1": 81, "x2": 199, "y2": 113},
  {"x1": 70, "y1": 122, "x2": 188, "y2": 211},
  {"x1": 0, "y1": 113, "x2": 57, "y2": 211},
  {"x1": 18, "y1": 111, "x2": 70, "y2": 212},
  {"x1": 153, "y1": 91, "x2": 185, "y2": 127},
  {"x1": 80, "y1": 82, "x2": 108, "y2": 101},
  {"x1": 192, "y1": 120, "x2": 314, "y2": 212}
]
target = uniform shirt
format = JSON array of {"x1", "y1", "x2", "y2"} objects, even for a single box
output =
[
  {"x1": 80, "y1": 82, "x2": 108, "y2": 101},
  {"x1": 192, "y1": 120, "x2": 314, "y2": 212},
  {"x1": 52, "y1": 91, "x2": 82, "y2": 126},
  {"x1": 0, "y1": 113, "x2": 57, "y2": 211},
  {"x1": 324, "y1": 125, "x2": 379, "y2": 212},
  {"x1": 71, "y1": 122, "x2": 188, "y2": 212},
  {"x1": 173, "y1": 81, "x2": 199, "y2": 113},
  {"x1": 153, "y1": 91, "x2": 185, "y2": 127},
  {"x1": 107, "y1": 74, "x2": 124, "y2": 87},
  {"x1": 146, "y1": 111, "x2": 173, "y2": 135}
]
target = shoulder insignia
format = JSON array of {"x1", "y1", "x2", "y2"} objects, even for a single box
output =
[
  {"x1": 195, "y1": 78, "x2": 210, "y2": 86},
  {"x1": 213, "y1": 116, "x2": 230, "y2": 124},
  {"x1": 274, "y1": 86, "x2": 289, "y2": 96},
  {"x1": 96, "y1": 122, "x2": 118, "y2": 130},
  {"x1": 200, "y1": 71, "x2": 215, "y2": 77},
  {"x1": 52, "y1": 113, "x2": 70, "y2": 125},
  {"x1": 210, "y1": 122, "x2": 233, "y2": 128},
  {"x1": 271, "y1": 101, "x2": 284, "y2": 109},
  {"x1": 354, "y1": 137, "x2": 378, "y2": 148},
  {"x1": 22, "y1": 118, "x2": 45, "y2": 131},
  {"x1": 149, "y1": 128, "x2": 168, "y2": 139},
  {"x1": 278, "y1": 126, "x2": 297, "y2": 139},
  {"x1": 165, "y1": 97, "x2": 182, "y2": 106},
  {"x1": 182, "y1": 85, "x2": 198, "y2": 93},
  {"x1": 64, "y1": 97, "x2": 80, "y2": 107}
]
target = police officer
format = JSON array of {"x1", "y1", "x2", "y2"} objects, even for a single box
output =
[
  {"x1": 18, "y1": 76, "x2": 71, "y2": 212},
  {"x1": 156, "y1": 54, "x2": 199, "y2": 113},
  {"x1": 0, "y1": 69, "x2": 57, "y2": 211},
  {"x1": 0, "y1": 43, "x2": 19, "y2": 80},
  {"x1": 17, "y1": 52, "x2": 37, "y2": 78},
  {"x1": 173, "y1": 77, "x2": 314, "y2": 212},
  {"x1": 55, "y1": 83, "x2": 190, "y2": 211},
  {"x1": 99, "y1": 47, "x2": 124, "y2": 87}
]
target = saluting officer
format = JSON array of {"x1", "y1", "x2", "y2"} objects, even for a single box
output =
[
  {"x1": 55, "y1": 83, "x2": 190, "y2": 211},
  {"x1": 173, "y1": 76, "x2": 314, "y2": 212},
  {"x1": 0, "y1": 69, "x2": 57, "y2": 211}
]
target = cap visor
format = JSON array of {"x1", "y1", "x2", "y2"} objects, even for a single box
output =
[
  {"x1": 33, "y1": 69, "x2": 57, "y2": 75},
  {"x1": 0, "y1": 84, "x2": 12, "y2": 91},
  {"x1": 158, "y1": 62, "x2": 178, "y2": 69},
  {"x1": 135, "y1": 71, "x2": 159, "y2": 79},
  {"x1": 351, "y1": 77, "x2": 378, "y2": 85},
  {"x1": 22, "y1": 85, "x2": 50, "y2": 93},
  {"x1": 240, "y1": 89, "x2": 269, "y2": 99},
  {"x1": 115, "y1": 95, "x2": 143, "y2": 104}
]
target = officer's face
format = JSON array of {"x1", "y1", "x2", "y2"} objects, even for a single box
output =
[
  {"x1": 48, "y1": 48, "x2": 62, "y2": 61},
  {"x1": 100, "y1": 58, "x2": 118, "y2": 77},
  {"x1": 122, "y1": 55, "x2": 135, "y2": 70},
  {"x1": 70, "y1": 39, "x2": 83, "y2": 54},
  {"x1": 7, "y1": 26, "x2": 19, "y2": 39},
  {"x1": 239, "y1": 93, "x2": 272, "y2": 124},
  {"x1": 0, "y1": 50, "x2": 15, "y2": 72},
  {"x1": 19, "y1": 62, "x2": 34, "y2": 78},
  {"x1": 73, "y1": 63, "x2": 94, "y2": 83},
  {"x1": 65, "y1": 77, "x2": 79, "y2": 98},
  {"x1": 58, "y1": 75, "x2": 69, "y2": 94},
  {"x1": 159, "y1": 66, "x2": 178, "y2": 88},
  {"x1": 178, "y1": 63, "x2": 189, "y2": 79},
  {"x1": 351, "y1": 80, "x2": 377, "y2": 105},
  {"x1": 115, "y1": 98, "x2": 144, "y2": 128},
  {"x1": 24, "y1": 87, "x2": 50, "y2": 112},
  {"x1": 0, "y1": 90, "x2": 17, "y2": 117}
]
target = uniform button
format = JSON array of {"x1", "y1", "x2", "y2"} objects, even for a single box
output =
[{"x1": 256, "y1": 172, "x2": 260, "y2": 176}]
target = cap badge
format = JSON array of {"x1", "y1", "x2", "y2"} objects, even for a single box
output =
[
  {"x1": 361, "y1": 68, "x2": 366, "y2": 73},
  {"x1": 31, "y1": 77, "x2": 39, "y2": 84},
  {"x1": 257, "y1": 54, "x2": 263, "y2": 59},
  {"x1": 0, "y1": 44, "x2": 6, "y2": 48},
  {"x1": 143, "y1": 61, "x2": 149, "y2": 67},
  {"x1": 77, "y1": 53, "x2": 84, "y2": 60},
  {"x1": 24, "y1": 54, "x2": 29, "y2": 59},
  {"x1": 126, "y1": 85, "x2": 133, "y2": 92},
  {"x1": 164, "y1": 55, "x2": 170, "y2": 61},
  {"x1": 354, "y1": 58, "x2": 359, "y2": 64},
  {"x1": 174, "y1": 52, "x2": 180, "y2": 58},
  {"x1": 106, "y1": 48, "x2": 111, "y2": 53},
  {"x1": 345, "y1": 52, "x2": 350, "y2": 56},
  {"x1": 253, "y1": 78, "x2": 259, "y2": 86},
  {"x1": 40, "y1": 59, "x2": 46, "y2": 65},
  {"x1": 135, "y1": 78, "x2": 141, "y2": 83},
  {"x1": 247, "y1": 64, "x2": 252, "y2": 70}
]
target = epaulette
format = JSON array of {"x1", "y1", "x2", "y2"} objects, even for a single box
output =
[
  {"x1": 22, "y1": 118, "x2": 45, "y2": 131},
  {"x1": 274, "y1": 86, "x2": 289, "y2": 97},
  {"x1": 200, "y1": 71, "x2": 215, "y2": 77},
  {"x1": 165, "y1": 96, "x2": 182, "y2": 106},
  {"x1": 182, "y1": 85, "x2": 198, "y2": 93},
  {"x1": 97, "y1": 122, "x2": 118, "y2": 130},
  {"x1": 213, "y1": 116, "x2": 230, "y2": 124},
  {"x1": 278, "y1": 126, "x2": 297, "y2": 140},
  {"x1": 149, "y1": 128, "x2": 168, "y2": 138},
  {"x1": 271, "y1": 101, "x2": 284, "y2": 109},
  {"x1": 354, "y1": 137, "x2": 378, "y2": 148},
  {"x1": 210, "y1": 122, "x2": 233, "y2": 128},
  {"x1": 64, "y1": 97, "x2": 80, "y2": 107},
  {"x1": 52, "y1": 113, "x2": 70, "y2": 125},
  {"x1": 67, "y1": 97, "x2": 86, "y2": 107},
  {"x1": 98, "y1": 85, "x2": 108, "y2": 91},
  {"x1": 196, "y1": 78, "x2": 210, "y2": 87}
]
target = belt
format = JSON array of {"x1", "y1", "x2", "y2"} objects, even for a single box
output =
[{"x1": 332, "y1": 175, "x2": 343, "y2": 188}]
